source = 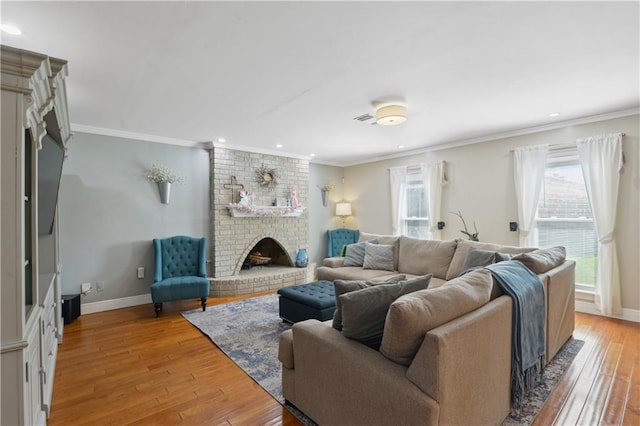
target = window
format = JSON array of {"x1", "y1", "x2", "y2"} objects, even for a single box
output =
[
  {"x1": 403, "y1": 170, "x2": 429, "y2": 239},
  {"x1": 535, "y1": 149, "x2": 597, "y2": 286}
]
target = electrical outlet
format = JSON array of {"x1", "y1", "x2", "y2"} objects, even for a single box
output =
[
  {"x1": 81, "y1": 282, "x2": 91, "y2": 293},
  {"x1": 96, "y1": 281, "x2": 105, "y2": 292},
  {"x1": 137, "y1": 267, "x2": 145, "y2": 279}
]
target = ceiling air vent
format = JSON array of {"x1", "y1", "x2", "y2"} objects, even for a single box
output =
[{"x1": 353, "y1": 113, "x2": 377, "y2": 125}]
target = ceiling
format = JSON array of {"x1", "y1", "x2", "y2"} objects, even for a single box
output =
[{"x1": 2, "y1": 1, "x2": 638, "y2": 166}]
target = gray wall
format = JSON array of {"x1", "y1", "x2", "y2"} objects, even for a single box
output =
[
  {"x1": 344, "y1": 115, "x2": 639, "y2": 311},
  {"x1": 59, "y1": 132, "x2": 209, "y2": 302},
  {"x1": 308, "y1": 163, "x2": 347, "y2": 266}
]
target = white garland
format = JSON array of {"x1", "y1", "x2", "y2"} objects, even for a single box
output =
[{"x1": 228, "y1": 203, "x2": 303, "y2": 217}]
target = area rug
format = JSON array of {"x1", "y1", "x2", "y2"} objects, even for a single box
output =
[{"x1": 182, "y1": 294, "x2": 583, "y2": 425}]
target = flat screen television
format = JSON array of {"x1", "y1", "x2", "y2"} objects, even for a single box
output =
[{"x1": 38, "y1": 133, "x2": 65, "y2": 236}]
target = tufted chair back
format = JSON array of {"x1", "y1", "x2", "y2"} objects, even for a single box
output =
[
  {"x1": 153, "y1": 236, "x2": 207, "y2": 282},
  {"x1": 327, "y1": 228, "x2": 359, "y2": 257}
]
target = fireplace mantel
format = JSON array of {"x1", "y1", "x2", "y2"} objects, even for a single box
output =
[{"x1": 227, "y1": 204, "x2": 305, "y2": 218}]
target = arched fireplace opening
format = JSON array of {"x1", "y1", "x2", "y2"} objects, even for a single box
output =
[{"x1": 241, "y1": 237, "x2": 293, "y2": 270}]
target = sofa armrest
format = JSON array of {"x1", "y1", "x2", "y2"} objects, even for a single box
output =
[
  {"x1": 322, "y1": 257, "x2": 345, "y2": 268},
  {"x1": 539, "y1": 259, "x2": 575, "y2": 362},
  {"x1": 407, "y1": 296, "x2": 513, "y2": 425},
  {"x1": 290, "y1": 319, "x2": 438, "y2": 425}
]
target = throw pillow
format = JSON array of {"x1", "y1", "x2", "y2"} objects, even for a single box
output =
[
  {"x1": 363, "y1": 242, "x2": 395, "y2": 271},
  {"x1": 340, "y1": 274, "x2": 432, "y2": 349},
  {"x1": 512, "y1": 246, "x2": 566, "y2": 274},
  {"x1": 494, "y1": 252, "x2": 513, "y2": 262},
  {"x1": 460, "y1": 247, "x2": 497, "y2": 273},
  {"x1": 343, "y1": 240, "x2": 378, "y2": 267},
  {"x1": 332, "y1": 275, "x2": 406, "y2": 331},
  {"x1": 379, "y1": 269, "x2": 492, "y2": 366}
]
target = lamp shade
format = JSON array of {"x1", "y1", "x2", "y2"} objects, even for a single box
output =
[
  {"x1": 336, "y1": 202, "x2": 352, "y2": 216},
  {"x1": 375, "y1": 104, "x2": 407, "y2": 126}
]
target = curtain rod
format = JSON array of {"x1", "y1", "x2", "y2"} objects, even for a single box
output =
[{"x1": 510, "y1": 133, "x2": 626, "y2": 152}]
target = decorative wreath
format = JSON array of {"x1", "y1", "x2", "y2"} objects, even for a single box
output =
[{"x1": 255, "y1": 165, "x2": 279, "y2": 189}]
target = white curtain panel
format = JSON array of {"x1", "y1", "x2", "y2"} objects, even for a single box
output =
[
  {"x1": 577, "y1": 133, "x2": 623, "y2": 316},
  {"x1": 389, "y1": 166, "x2": 407, "y2": 236},
  {"x1": 513, "y1": 145, "x2": 548, "y2": 247},
  {"x1": 424, "y1": 160, "x2": 446, "y2": 240}
]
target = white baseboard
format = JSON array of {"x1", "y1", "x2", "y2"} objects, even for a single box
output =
[
  {"x1": 81, "y1": 294, "x2": 152, "y2": 315},
  {"x1": 575, "y1": 300, "x2": 640, "y2": 323}
]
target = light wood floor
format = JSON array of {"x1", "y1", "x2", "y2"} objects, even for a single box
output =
[{"x1": 49, "y1": 294, "x2": 639, "y2": 425}]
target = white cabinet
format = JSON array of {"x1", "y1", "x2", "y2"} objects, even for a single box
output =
[{"x1": 1, "y1": 45, "x2": 71, "y2": 425}]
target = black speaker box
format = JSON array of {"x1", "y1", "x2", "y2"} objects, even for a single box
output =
[{"x1": 62, "y1": 294, "x2": 81, "y2": 324}]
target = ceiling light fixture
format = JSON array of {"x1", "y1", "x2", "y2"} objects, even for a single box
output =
[
  {"x1": 1, "y1": 24, "x2": 22, "y2": 35},
  {"x1": 375, "y1": 104, "x2": 407, "y2": 126},
  {"x1": 548, "y1": 112, "x2": 560, "y2": 118},
  {"x1": 276, "y1": 144, "x2": 283, "y2": 148},
  {"x1": 217, "y1": 138, "x2": 226, "y2": 143},
  {"x1": 398, "y1": 144, "x2": 405, "y2": 149},
  {"x1": 310, "y1": 153, "x2": 316, "y2": 157}
]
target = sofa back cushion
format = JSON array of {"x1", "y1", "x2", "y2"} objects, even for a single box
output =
[
  {"x1": 446, "y1": 239, "x2": 535, "y2": 280},
  {"x1": 512, "y1": 246, "x2": 566, "y2": 274},
  {"x1": 340, "y1": 275, "x2": 432, "y2": 349},
  {"x1": 379, "y1": 269, "x2": 493, "y2": 366},
  {"x1": 359, "y1": 232, "x2": 400, "y2": 270},
  {"x1": 397, "y1": 236, "x2": 458, "y2": 279}
]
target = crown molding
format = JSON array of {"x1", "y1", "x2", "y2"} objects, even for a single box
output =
[{"x1": 70, "y1": 124, "x2": 200, "y2": 147}]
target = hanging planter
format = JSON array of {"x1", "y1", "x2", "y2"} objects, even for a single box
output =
[
  {"x1": 318, "y1": 183, "x2": 334, "y2": 207},
  {"x1": 321, "y1": 190, "x2": 328, "y2": 207},
  {"x1": 158, "y1": 182, "x2": 171, "y2": 204},
  {"x1": 146, "y1": 162, "x2": 185, "y2": 205}
]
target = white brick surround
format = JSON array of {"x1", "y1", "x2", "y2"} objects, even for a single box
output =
[{"x1": 209, "y1": 147, "x2": 310, "y2": 295}]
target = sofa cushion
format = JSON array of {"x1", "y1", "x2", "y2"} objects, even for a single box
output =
[
  {"x1": 317, "y1": 266, "x2": 400, "y2": 282},
  {"x1": 363, "y1": 242, "x2": 395, "y2": 271},
  {"x1": 397, "y1": 236, "x2": 458, "y2": 279},
  {"x1": 359, "y1": 232, "x2": 401, "y2": 270},
  {"x1": 340, "y1": 275, "x2": 432, "y2": 349},
  {"x1": 446, "y1": 239, "x2": 536, "y2": 280},
  {"x1": 379, "y1": 269, "x2": 493, "y2": 365},
  {"x1": 512, "y1": 246, "x2": 566, "y2": 274},
  {"x1": 343, "y1": 240, "x2": 377, "y2": 267},
  {"x1": 332, "y1": 275, "x2": 407, "y2": 331}
]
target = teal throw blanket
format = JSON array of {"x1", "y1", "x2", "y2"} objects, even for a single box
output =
[{"x1": 486, "y1": 261, "x2": 546, "y2": 411}]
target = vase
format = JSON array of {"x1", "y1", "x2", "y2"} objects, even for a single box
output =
[
  {"x1": 321, "y1": 190, "x2": 328, "y2": 207},
  {"x1": 295, "y1": 248, "x2": 309, "y2": 268},
  {"x1": 158, "y1": 182, "x2": 171, "y2": 204}
]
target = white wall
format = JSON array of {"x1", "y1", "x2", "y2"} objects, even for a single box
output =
[
  {"x1": 59, "y1": 132, "x2": 210, "y2": 303},
  {"x1": 345, "y1": 114, "x2": 639, "y2": 311},
  {"x1": 308, "y1": 163, "x2": 346, "y2": 266}
]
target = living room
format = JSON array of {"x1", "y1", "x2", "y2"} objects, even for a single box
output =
[{"x1": 1, "y1": 1, "x2": 639, "y2": 425}]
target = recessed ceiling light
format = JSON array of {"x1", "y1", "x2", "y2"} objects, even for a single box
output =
[
  {"x1": 217, "y1": 138, "x2": 226, "y2": 143},
  {"x1": 276, "y1": 144, "x2": 283, "y2": 148},
  {"x1": 1, "y1": 24, "x2": 22, "y2": 35},
  {"x1": 310, "y1": 153, "x2": 316, "y2": 157},
  {"x1": 548, "y1": 112, "x2": 560, "y2": 118},
  {"x1": 398, "y1": 144, "x2": 405, "y2": 149}
]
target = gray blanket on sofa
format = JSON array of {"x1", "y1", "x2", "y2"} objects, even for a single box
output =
[{"x1": 486, "y1": 260, "x2": 546, "y2": 410}]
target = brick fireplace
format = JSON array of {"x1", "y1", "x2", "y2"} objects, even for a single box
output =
[{"x1": 208, "y1": 147, "x2": 312, "y2": 296}]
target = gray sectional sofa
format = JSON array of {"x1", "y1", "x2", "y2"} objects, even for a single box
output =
[{"x1": 279, "y1": 234, "x2": 575, "y2": 425}]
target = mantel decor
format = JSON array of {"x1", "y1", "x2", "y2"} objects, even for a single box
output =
[
  {"x1": 227, "y1": 203, "x2": 304, "y2": 218},
  {"x1": 255, "y1": 165, "x2": 279, "y2": 190}
]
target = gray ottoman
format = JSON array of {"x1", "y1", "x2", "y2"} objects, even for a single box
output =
[{"x1": 277, "y1": 280, "x2": 336, "y2": 323}]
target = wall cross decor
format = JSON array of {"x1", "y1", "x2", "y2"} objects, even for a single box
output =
[{"x1": 224, "y1": 176, "x2": 244, "y2": 203}]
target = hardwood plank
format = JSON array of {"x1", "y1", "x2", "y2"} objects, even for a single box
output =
[{"x1": 49, "y1": 298, "x2": 638, "y2": 425}]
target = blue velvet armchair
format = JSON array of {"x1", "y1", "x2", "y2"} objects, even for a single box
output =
[
  {"x1": 151, "y1": 236, "x2": 209, "y2": 317},
  {"x1": 327, "y1": 228, "x2": 359, "y2": 257}
]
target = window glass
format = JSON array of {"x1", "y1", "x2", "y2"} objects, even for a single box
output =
[
  {"x1": 535, "y1": 153, "x2": 597, "y2": 286},
  {"x1": 403, "y1": 173, "x2": 429, "y2": 239}
]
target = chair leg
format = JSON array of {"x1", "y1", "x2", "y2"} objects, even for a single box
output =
[
  {"x1": 201, "y1": 297, "x2": 207, "y2": 311},
  {"x1": 154, "y1": 303, "x2": 162, "y2": 317}
]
